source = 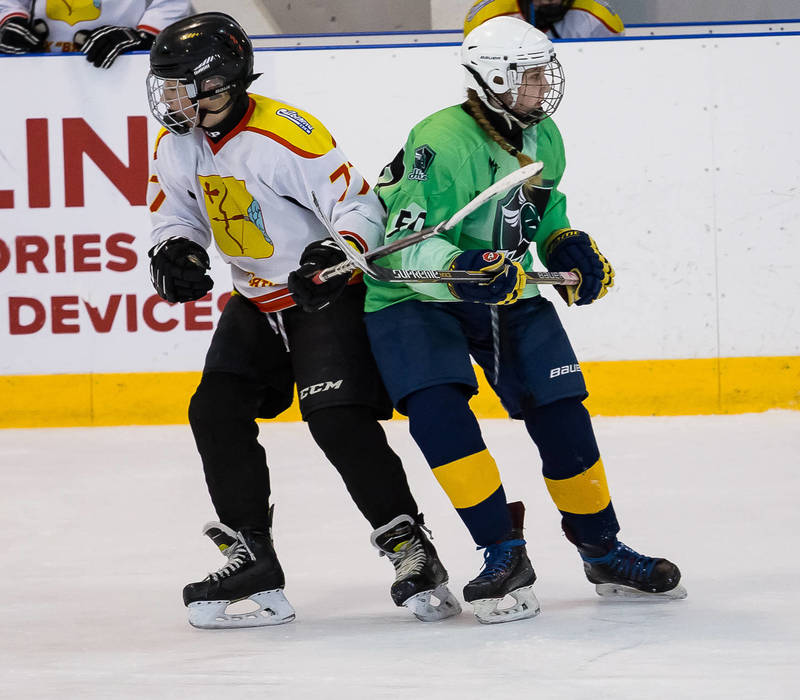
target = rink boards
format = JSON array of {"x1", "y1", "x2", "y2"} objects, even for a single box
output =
[{"x1": 0, "y1": 33, "x2": 798, "y2": 426}]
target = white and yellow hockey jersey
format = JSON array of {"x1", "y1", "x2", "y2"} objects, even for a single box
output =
[
  {"x1": 550, "y1": 0, "x2": 624, "y2": 39},
  {"x1": 0, "y1": 0, "x2": 191, "y2": 51},
  {"x1": 148, "y1": 94, "x2": 385, "y2": 314},
  {"x1": 463, "y1": 0, "x2": 624, "y2": 39}
]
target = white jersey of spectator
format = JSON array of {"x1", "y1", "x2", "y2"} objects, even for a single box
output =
[
  {"x1": 464, "y1": 0, "x2": 624, "y2": 39},
  {"x1": 0, "y1": 0, "x2": 191, "y2": 52},
  {"x1": 546, "y1": 0, "x2": 624, "y2": 38}
]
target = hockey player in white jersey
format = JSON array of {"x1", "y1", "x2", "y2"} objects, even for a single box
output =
[
  {"x1": 0, "y1": 0, "x2": 190, "y2": 67},
  {"x1": 145, "y1": 12, "x2": 460, "y2": 629}
]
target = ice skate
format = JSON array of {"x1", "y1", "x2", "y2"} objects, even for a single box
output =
[
  {"x1": 371, "y1": 514, "x2": 461, "y2": 622},
  {"x1": 183, "y1": 510, "x2": 296, "y2": 629},
  {"x1": 463, "y1": 501, "x2": 540, "y2": 624},
  {"x1": 577, "y1": 539, "x2": 687, "y2": 600}
]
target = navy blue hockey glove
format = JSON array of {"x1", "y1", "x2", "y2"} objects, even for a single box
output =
[
  {"x1": 287, "y1": 238, "x2": 350, "y2": 312},
  {"x1": 148, "y1": 237, "x2": 213, "y2": 303},
  {"x1": 74, "y1": 25, "x2": 156, "y2": 68},
  {"x1": 545, "y1": 228, "x2": 614, "y2": 306},
  {"x1": 448, "y1": 250, "x2": 526, "y2": 305},
  {"x1": 0, "y1": 16, "x2": 47, "y2": 54}
]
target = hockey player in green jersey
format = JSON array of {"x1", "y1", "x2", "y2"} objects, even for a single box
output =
[{"x1": 363, "y1": 16, "x2": 685, "y2": 624}]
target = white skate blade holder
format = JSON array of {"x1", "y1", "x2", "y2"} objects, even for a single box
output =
[
  {"x1": 595, "y1": 582, "x2": 688, "y2": 600},
  {"x1": 187, "y1": 589, "x2": 296, "y2": 629},
  {"x1": 470, "y1": 584, "x2": 541, "y2": 625},
  {"x1": 403, "y1": 584, "x2": 462, "y2": 622}
]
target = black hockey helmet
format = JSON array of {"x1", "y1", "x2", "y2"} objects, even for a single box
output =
[{"x1": 147, "y1": 13, "x2": 258, "y2": 135}]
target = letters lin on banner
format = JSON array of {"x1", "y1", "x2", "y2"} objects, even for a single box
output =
[{"x1": 0, "y1": 115, "x2": 229, "y2": 341}]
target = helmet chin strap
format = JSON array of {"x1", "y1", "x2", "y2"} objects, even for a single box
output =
[
  {"x1": 466, "y1": 68, "x2": 541, "y2": 129},
  {"x1": 198, "y1": 94, "x2": 234, "y2": 128},
  {"x1": 479, "y1": 84, "x2": 537, "y2": 129}
]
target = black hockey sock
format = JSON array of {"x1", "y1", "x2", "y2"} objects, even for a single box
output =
[
  {"x1": 188, "y1": 371, "x2": 272, "y2": 530},
  {"x1": 306, "y1": 405, "x2": 419, "y2": 529}
]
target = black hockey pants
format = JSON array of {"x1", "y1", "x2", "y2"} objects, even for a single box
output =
[{"x1": 188, "y1": 288, "x2": 419, "y2": 531}]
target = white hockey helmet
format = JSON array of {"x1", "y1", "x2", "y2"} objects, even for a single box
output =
[{"x1": 461, "y1": 15, "x2": 564, "y2": 127}]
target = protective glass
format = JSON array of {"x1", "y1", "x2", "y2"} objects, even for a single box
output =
[{"x1": 146, "y1": 73, "x2": 200, "y2": 135}]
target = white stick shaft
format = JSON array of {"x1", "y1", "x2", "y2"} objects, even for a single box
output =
[
  {"x1": 438, "y1": 160, "x2": 544, "y2": 232},
  {"x1": 363, "y1": 160, "x2": 545, "y2": 264}
]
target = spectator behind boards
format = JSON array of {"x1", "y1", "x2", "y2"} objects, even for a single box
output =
[
  {"x1": 0, "y1": 0, "x2": 190, "y2": 68},
  {"x1": 464, "y1": 0, "x2": 624, "y2": 39}
]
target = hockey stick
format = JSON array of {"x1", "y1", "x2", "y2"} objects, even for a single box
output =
[
  {"x1": 312, "y1": 161, "x2": 546, "y2": 283},
  {"x1": 309, "y1": 192, "x2": 578, "y2": 286}
]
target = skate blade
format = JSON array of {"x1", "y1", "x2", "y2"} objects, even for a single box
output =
[
  {"x1": 470, "y1": 584, "x2": 541, "y2": 625},
  {"x1": 595, "y1": 582, "x2": 688, "y2": 600},
  {"x1": 403, "y1": 584, "x2": 462, "y2": 622},
  {"x1": 187, "y1": 589, "x2": 296, "y2": 629}
]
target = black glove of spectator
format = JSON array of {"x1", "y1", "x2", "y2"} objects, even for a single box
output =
[
  {"x1": 0, "y1": 16, "x2": 46, "y2": 54},
  {"x1": 287, "y1": 238, "x2": 350, "y2": 312},
  {"x1": 75, "y1": 25, "x2": 156, "y2": 68},
  {"x1": 148, "y1": 238, "x2": 213, "y2": 303}
]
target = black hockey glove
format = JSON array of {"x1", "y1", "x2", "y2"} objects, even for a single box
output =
[
  {"x1": 148, "y1": 237, "x2": 213, "y2": 303},
  {"x1": 75, "y1": 25, "x2": 156, "y2": 68},
  {"x1": 544, "y1": 228, "x2": 614, "y2": 306},
  {"x1": 448, "y1": 250, "x2": 526, "y2": 305},
  {"x1": 0, "y1": 16, "x2": 46, "y2": 54},
  {"x1": 287, "y1": 238, "x2": 349, "y2": 312}
]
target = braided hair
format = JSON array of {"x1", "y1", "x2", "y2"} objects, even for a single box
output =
[
  {"x1": 464, "y1": 89, "x2": 541, "y2": 198},
  {"x1": 464, "y1": 88, "x2": 535, "y2": 170}
]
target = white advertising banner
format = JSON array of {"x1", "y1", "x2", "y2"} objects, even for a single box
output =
[{"x1": 1, "y1": 35, "x2": 799, "y2": 377}]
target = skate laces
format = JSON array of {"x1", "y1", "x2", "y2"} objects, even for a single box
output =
[
  {"x1": 207, "y1": 538, "x2": 253, "y2": 582},
  {"x1": 477, "y1": 538, "x2": 525, "y2": 578},
  {"x1": 585, "y1": 541, "x2": 658, "y2": 582},
  {"x1": 385, "y1": 529, "x2": 427, "y2": 579}
]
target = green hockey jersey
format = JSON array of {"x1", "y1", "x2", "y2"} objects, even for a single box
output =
[{"x1": 365, "y1": 104, "x2": 570, "y2": 312}]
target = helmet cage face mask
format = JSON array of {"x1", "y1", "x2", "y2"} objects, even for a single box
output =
[
  {"x1": 487, "y1": 56, "x2": 564, "y2": 126},
  {"x1": 147, "y1": 74, "x2": 200, "y2": 135},
  {"x1": 147, "y1": 72, "x2": 235, "y2": 136},
  {"x1": 466, "y1": 52, "x2": 564, "y2": 128}
]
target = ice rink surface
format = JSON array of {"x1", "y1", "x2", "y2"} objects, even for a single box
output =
[{"x1": 1, "y1": 412, "x2": 799, "y2": 699}]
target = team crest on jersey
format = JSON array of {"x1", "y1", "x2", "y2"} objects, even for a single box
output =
[
  {"x1": 45, "y1": 0, "x2": 101, "y2": 25},
  {"x1": 408, "y1": 145, "x2": 436, "y2": 181},
  {"x1": 198, "y1": 175, "x2": 274, "y2": 259},
  {"x1": 276, "y1": 108, "x2": 314, "y2": 134},
  {"x1": 492, "y1": 180, "x2": 554, "y2": 260}
]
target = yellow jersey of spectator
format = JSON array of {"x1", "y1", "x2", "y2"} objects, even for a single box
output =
[{"x1": 464, "y1": 0, "x2": 625, "y2": 39}]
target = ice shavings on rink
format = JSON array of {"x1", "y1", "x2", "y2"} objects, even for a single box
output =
[{"x1": 1, "y1": 412, "x2": 798, "y2": 699}]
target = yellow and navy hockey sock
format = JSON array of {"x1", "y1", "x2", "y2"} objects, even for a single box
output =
[
  {"x1": 406, "y1": 384, "x2": 512, "y2": 546},
  {"x1": 523, "y1": 396, "x2": 619, "y2": 547}
]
